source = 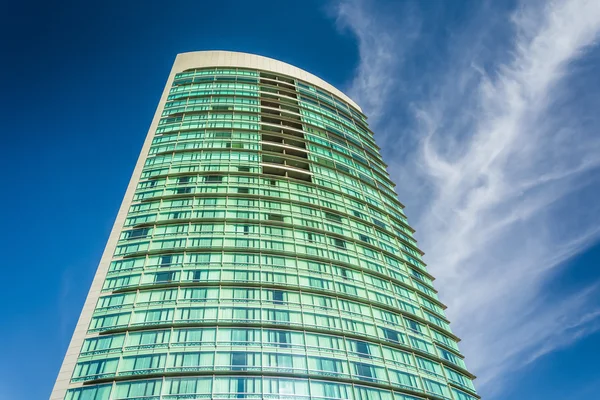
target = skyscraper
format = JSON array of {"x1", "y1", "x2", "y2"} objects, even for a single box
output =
[{"x1": 51, "y1": 51, "x2": 478, "y2": 400}]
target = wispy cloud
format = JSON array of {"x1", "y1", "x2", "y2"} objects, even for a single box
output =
[
  {"x1": 333, "y1": 0, "x2": 420, "y2": 121},
  {"x1": 333, "y1": 0, "x2": 600, "y2": 396}
]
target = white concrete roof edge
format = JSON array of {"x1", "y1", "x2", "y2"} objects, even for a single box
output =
[{"x1": 174, "y1": 50, "x2": 362, "y2": 112}]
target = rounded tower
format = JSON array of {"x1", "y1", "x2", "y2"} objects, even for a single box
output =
[{"x1": 52, "y1": 51, "x2": 478, "y2": 400}]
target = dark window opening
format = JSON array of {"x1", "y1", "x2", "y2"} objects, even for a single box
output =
[
  {"x1": 192, "y1": 271, "x2": 202, "y2": 281},
  {"x1": 356, "y1": 363, "x2": 374, "y2": 379},
  {"x1": 236, "y1": 377, "x2": 246, "y2": 399},
  {"x1": 440, "y1": 349, "x2": 454, "y2": 362},
  {"x1": 212, "y1": 105, "x2": 232, "y2": 111},
  {"x1": 176, "y1": 187, "x2": 191, "y2": 194},
  {"x1": 237, "y1": 166, "x2": 251, "y2": 172},
  {"x1": 278, "y1": 331, "x2": 290, "y2": 347},
  {"x1": 285, "y1": 148, "x2": 308, "y2": 159},
  {"x1": 262, "y1": 134, "x2": 283, "y2": 144},
  {"x1": 204, "y1": 175, "x2": 223, "y2": 183},
  {"x1": 237, "y1": 187, "x2": 249, "y2": 194},
  {"x1": 155, "y1": 272, "x2": 174, "y2": 283},
  {"x1": 325, "y1": 212, "x2": 343, "y2": 222},
  {"x1": 288, "y1": 170, "x2": 312, "y2": 182},
  {"x1": 268, "y1": 214, "x2": 284, "y2": 222},
  {"x1": 272, "y1": 290, "x2": 284, "y2": 304},
  {"x1": 128, "y1": 228, "x2": 149, "y2": 239},
  {"x1": 333, "y1": 238, "x2": 346, "y2": 248},
  {"x1": 372, "y1": 218, "x2": 387, "y2": 229},
  {"x1": 263, "y1": 154, "x2": 284, "y2": 164},
  {"x1": 383, "y1": 328, "x2": 400, "y2": 343},
  {"x1": 159, "y1": 255, "x2": 172, "y2": 267},
  {"x1": 336, "y1": 163, "x2": 351, "y2": 173},
  {"x1": 356, "y1": 341, "x2": 370, "y2": 356},
  {"x1": 406, "y1": 319, "x2": 421, "y2": 332},
  {"x1": 411, "y1": 270, "x2": 424, "y2": 280},
  {"x1": 353, "y1": 210, "x2": 364, "y2": 219},
  {"x1": 359, "y1": 234, "x2": 370, "y2": 243},
  {"x1": 177, "y1": 176, "x2": 190, "y2": 184},
  {"x1": 231, "y1": 352, "x2": 247, "y2": 371},
  {"x1": 286, "y1": 138, "x2": 305, "y2": 148},
  {"x1": 262, "y1": 166, "x2": 285, "y2": 177}
]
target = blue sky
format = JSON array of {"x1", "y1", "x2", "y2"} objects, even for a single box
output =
[{"x1": 1, "y1": 0, "x2": 600, "y2": 399}]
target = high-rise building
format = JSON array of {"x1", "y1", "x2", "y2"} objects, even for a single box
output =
[{"x1": 51, "y1": 51, "x2": 478, "y2": 400}]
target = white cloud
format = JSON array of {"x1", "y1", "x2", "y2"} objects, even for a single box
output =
[
  {"x1": 333, "y1": 0, "x2": 420, "y2": 122},
  {"x1": 333, "y1": 0, "x2": 600, "y2": 396}
]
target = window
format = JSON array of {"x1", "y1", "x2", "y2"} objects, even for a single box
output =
[
  {"x1": 410, "y1": 337, "x2": 433, "y2": 354},
  {"x1": 178, "y1": 176, "x2": 190, "y2": 184},
  {"x1": 237, "y1": 187, "x2": 249, "y2": 194},
  {"x1": 339, "y1": 268, "x2": 349, "y2": 279},
  {"x1": 452, "y1": 388, "x2": 478, "y2": 400},
  {"x1": 355, "y1": 363, "x2": 374, "y2": 380},
  {"x1": 204, "y1": 175, "x2": 223, "y2": 183},
  {"x1": 128, "y1": 228, "x2": 149, "y2": 239},
  {"x1": 114, "y1": 380, "x2": 161, "y2": 398},
  {"x1": 423, "y1": 379, "x2": 447, "y2": 396},
  {"x1": 192, "y1": 271, "x2": 202, "y2": 281},
  {"x1": 336, "y1": 163, "x2": 350, "y2": 173},
  {"x1": 231, "y1": 352, "x2": 247, "y2": 370},
  {"x1": 352, "y1": 210, "x2": 364, "y2": 219},
  {"x1": 333, "y1": 238, "x2": 346, "y2": 248},
  {"x1": 273, "y1": 354, "x2": 293, "y2": 370},
  {"x1": 308, "y1": 277, "x2": 326, "y2": 289},
  {"x1": 278, "y1": 331, "x2": 290, "y2": 347},
  {"x1": 159, "y1": 255, "x2": 172, "y2": 267},
  {"x1": 359, "y1": 234, "x2": 370, "y2": 243},
  {"x1": 73, "y1": 358, "x2": 118, "y2": 380},
  {"x1": 316, "y1": 357, "x2": 340, "y2": 373},
  {"x1": 176, "y1": 187, "x2": 191, "y2": 194},
  {"x1": 267, "y1": 214, "x2": 284, "y2": 222},
  {"x1": 405, "y1": 319, "x2": 422, "y2": 333},
  {"x1": 65, "y1": 385, "x2": 112, "y2": 400},
  {"x1": 382, "y1": 328, "x2": 400, "y2": 343},
  {"x1": 355, "y1": 341, "x2": 370, "y2": 356},
  {"x1": 235, "y1": 378, "x2": 246, "y2": 396},
  {"x1": 243, "y1": 225, "x2": 250, "y2": 235},
  {"x1": 231, "y1": 329, "x2": 250, "y2": 344},
  {"x1": 439, "y1": 349, "x2": 459, "y2": 364},
  {"x1": 372, "y1": 218, "x2": 387, "y2": 229},
  {"x1": 324, "y1": 212, "x2": 342, "y2": 222},
  {"x1": 272, "y1": 290, "x2": 284, "y2": 304},
  {"x1": 266, "y1": 309, "x2": 290, "y2": 322},
  {"x1": 411, "y1": 269, "x2": 425, "y2": 280},
  {"x1": 238, "y1": 166, "x2": 251, "y2": 172},
  {"x1": 155, "y1": 272, "x2": 174, "y2": 283}
]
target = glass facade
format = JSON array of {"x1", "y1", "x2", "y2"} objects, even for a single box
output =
[{"x1": 54, "y1": 52, "x2": 478, "y2": 400}]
